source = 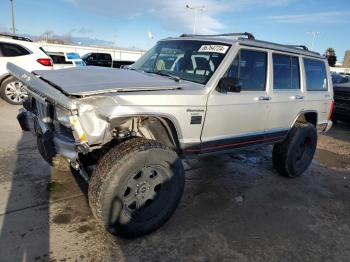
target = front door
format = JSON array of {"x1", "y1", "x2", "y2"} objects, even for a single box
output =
[{"x1": 201, "y1": 48, "x2": 272, "y2": 154}]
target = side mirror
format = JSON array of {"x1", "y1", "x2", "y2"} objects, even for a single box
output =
[{"x1": 217, "y1": 77, "x2": 242, "y2": 93}]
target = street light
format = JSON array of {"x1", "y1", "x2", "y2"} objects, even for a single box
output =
[
  {"x1": 9, "y1": 0, "x2": 16, "y2": 34},
  {"x1": 186, "y1": 4, "x2": 205, "y2": 34},
  {"x1": 307, "y1": 31, "x2": 320, "y2": 51}
]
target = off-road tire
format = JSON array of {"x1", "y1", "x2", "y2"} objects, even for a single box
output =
[
  {"x1": 88, "y1": 138, "x2": 185, "y2": 238},
  {"x1": 273, "y1": 123, "x2": 317, "y2": 178},
  {"x1": 0, "y1": 76, "x2": 27, "y2": 105}
]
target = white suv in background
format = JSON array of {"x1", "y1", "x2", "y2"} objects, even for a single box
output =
[{"x1": 0, "y1": 34, "x2": 53, "y2": 104}]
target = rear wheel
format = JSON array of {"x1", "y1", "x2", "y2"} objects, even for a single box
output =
[
  {"x1": 0, "y1": 76, "x2": 28, "y2": 105},
  {"x1": 273, "y1": 123, "x2": 317, "y2": 178},
  {"x1": 88, "y1": 138, "x2": 184, "y2": 238}
]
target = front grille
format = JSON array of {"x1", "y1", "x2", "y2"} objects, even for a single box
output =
[{"x1": 53, "y1": 121, "x2": 75, "y2": 141}]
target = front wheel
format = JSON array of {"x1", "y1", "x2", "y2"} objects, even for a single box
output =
[
  {"x1": 88, "y1": 138, "x2": 185, "y2": 238},
  {"x1": 0, "y1": 76, "x2": 28, "y2": 105},
  {"x1": 273, "y1": 123, "x2": 317, "y2": 178}
]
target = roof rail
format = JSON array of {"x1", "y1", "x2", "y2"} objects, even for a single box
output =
[
  {"x1": 284, "y1": 45, "x2": 309, "y2": 51},
  {"x1": 0, "y1": 33, "x2": 33, "y2": 42},
  {"x1": 179, "y1": 32, "x2": 255, "y2": 40}
]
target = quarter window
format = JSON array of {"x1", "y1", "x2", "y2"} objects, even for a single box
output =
[
  {"x1": 304, "y1": 58, "x2": 328, "y2": 91},
  {"x1": 273, "y1": 54, "x2": 300, "y2": 90},
  {"x1": 0, "y1": 42, "x2": 30, "y2": 57},
  {"x1": 227, "y1": 49, "x2": 267, "y2": 91}
]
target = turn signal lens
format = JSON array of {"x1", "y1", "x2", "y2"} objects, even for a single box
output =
[{"x1": 69, "y1": 115, "x2": 87, "y2": 142}]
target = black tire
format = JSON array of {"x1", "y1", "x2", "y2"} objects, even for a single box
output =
[
  {"x1": 88, "y1": 138, "x2": 185, "y2": 238},
  {"x1": 273, "y1": 123, "x2": 317, "y2": 178},
  {"x1": 0, "y1": 76, "x2": 27, "y2": 105}
]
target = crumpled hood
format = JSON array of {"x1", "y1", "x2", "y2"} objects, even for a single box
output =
[{"x1": 33, "y1": 66, "x2": 193, "y2": 96}]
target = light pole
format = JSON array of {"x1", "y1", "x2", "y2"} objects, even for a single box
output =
[
  {"x1": 307, "y1": 31, "x2": 320, "y2": 51},
  {"x1": 186, "y1": 4, "x2": 205, "y2": 34},
  {"x1": 9, "y1": 0, "x2": 16, "y2": 34}
]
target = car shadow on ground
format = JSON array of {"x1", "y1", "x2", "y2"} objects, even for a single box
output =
[
  {"x1": 325, "y1": 121, "x2": 350, "y2": 143},
  {"x1": 0, "y1": 133, "x2": 51, "y2": 261}
]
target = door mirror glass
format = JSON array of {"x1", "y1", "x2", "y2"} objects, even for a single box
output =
[{"x1": 218, "y1": 77, "x2": 242, "y2": 93}]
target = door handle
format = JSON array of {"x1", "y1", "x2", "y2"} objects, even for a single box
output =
[
  {"x1": 293, "y1": 95, "x2": 304, "y2": 100},
  {"x1": 258, "y1": 96, "x2": 271, "y2": 101}
]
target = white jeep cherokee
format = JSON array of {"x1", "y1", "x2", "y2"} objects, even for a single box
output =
[
  {"x1": 0, "y1": 33, "x2": 53, "y2": 104},
  {"x1": 9, "y1": 32, "x2": 333, "y2": 238}
]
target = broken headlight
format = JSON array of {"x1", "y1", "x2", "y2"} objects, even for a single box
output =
[{"x1": 55, "y1": 106, "x2": 71, "y2": 128}]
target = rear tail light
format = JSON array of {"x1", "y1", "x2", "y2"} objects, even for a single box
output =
[
  {"x1": 37, "y1": 58, "x2": 53, "y2": 66},
  {"x1": 328, "y1": 101, "x2": 334, "y2": 120}
]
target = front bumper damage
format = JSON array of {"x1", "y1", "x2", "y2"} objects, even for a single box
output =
[{"x1": 17, "y1": 109, "x2": 89, "y2": 170}]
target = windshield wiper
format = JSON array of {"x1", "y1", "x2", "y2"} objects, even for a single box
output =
[{"x1": 145, "y1": 70, "x2": 180, "y2": 82}]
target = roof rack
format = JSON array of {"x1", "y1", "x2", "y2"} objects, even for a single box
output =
[
  {"x1": 284, "y1": 45, "x2": 309, "y2": 51},
  {"x1": 179, "y1": 32, "x2": 255, "y2": 40},
  {"x1": 0, "y1": 33, "x2": 33, "y2": 42}
]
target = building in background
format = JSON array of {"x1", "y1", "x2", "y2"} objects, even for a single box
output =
[
  {"x1": 343, "y1": 50, "x2": 350, "y2": 68},
  {"x1": 37, "y1": 41, "x2": 145, "y2": 62}
]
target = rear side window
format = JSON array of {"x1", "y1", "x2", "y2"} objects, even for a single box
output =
[
  {"x1": 0, "y1": 42, "x2": 30, "y2": 57},
  {"x1": 227, "y1": 49, "x2": 267, "y2": 91},
  {"x1": 50, "y1": 54, "x2": 72, "y2": 64},
  {"x1": 273, "y1": 54, "x2": 300, "y2": 90},
  {"x1": 304, "y1": 58, "x2": 328, "y2": 91},
  {"x1": 100, "y1": 53, "x2": 111, "y2": 60}
]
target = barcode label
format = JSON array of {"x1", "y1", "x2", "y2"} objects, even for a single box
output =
[{"x1": 198, "y1": 45, "x2": 229, "y2": 54}]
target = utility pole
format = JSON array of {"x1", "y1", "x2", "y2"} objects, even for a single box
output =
[
  {"x1": 10, "y1": 0, "x2": 16, "y2": 34},
  {"x1": 307, "y1": 31, "x2": 320, "y2": 51},
  {"x1": 186, "y1": 4, "x2": 205, "y2": 34}
]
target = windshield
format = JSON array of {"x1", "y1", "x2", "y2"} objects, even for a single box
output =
[{"x1": 131, "y1": 40, "x2": 231, "y2": 84}]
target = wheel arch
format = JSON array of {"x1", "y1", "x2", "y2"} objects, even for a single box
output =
[
  {"x1": 0, "y1": 74, "x2": 11, "y2": 87},
  {"x1": 108, "y1": 114, "x2": 182, "y2": 153},
  {"x1": 291, "y1": 110, "x2": 318, "y2": 128}
]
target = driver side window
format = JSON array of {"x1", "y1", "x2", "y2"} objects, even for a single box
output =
[{"x1": 226, "y1": 49, "x2": 267, "y2": 91}]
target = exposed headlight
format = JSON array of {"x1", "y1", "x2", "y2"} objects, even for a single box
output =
[{"x1": 55, "y1": 106, "x2": 71, "y2": 128}]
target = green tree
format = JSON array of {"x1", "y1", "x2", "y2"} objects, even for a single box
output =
[{"x1": 325, "y1": 48, "x2": 337, "y2": 67}]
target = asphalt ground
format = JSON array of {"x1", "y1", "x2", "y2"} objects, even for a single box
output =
[{"x1": 0, "y1": 98, "x2": 349, "y2": 262}]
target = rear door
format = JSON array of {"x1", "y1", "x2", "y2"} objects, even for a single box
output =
[
  {"x1": 267, "y1": 52, "x2": 305, "y2": 133},
  {"x1": 201, "y1": 48, "x2": 271, "y2": 153},
  {"x1": 302, "y1": 58, "x2": 332, "y2": 124}
]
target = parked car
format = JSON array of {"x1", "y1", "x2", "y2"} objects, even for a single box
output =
[
  {"x1": 0, "y1": 33, "x2": 53, "y2": 104},
  {"x1": 112, "y1": 60, "x2": 134, "y2": 68},
  {"x1": 332, "y1": 79, "x2": 350, "y2": 123},
  {"x1": 9, "y1": 32, "x2": 333, "y2": 238},
  {"x1": 332, "y1": 72, "x2": 349, "y2": 84},
  {"x1": 82, "y1": 52, "x2": 134, "y2": 68},
  {"x1": 46, "y1": 51, "x2": 85, "y2": 70},
  {"x1": 82, "y1": 52, "x2": 113, "y2": 67}
]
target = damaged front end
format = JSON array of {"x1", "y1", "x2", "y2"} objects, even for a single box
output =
[
  {"x1": 8, "y1": 63, "x2": 110, "y2": 180},
  {"x1": 17, "y1": 93, "x2": 96, "y2": 175}
]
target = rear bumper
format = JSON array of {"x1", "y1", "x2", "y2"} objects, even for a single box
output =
[
  {"x1": 317, "y1": 120, "x2": 333, "y2": 134},
  {"x1": 17, "y1": 109, "x2": 83, "y2": 163}
]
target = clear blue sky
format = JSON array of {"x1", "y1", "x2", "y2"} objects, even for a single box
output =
[{"x1": 0, "y1": 0, "x2": 349, "y2": 61}]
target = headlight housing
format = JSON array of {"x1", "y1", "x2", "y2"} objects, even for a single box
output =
[{"x1": 55, "y1": 106, "x2": 71, "y2": 128}]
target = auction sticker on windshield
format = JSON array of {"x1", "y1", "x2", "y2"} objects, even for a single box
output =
[{"x1": 198, "y1": 45, "x2": 229, "y2": 54}]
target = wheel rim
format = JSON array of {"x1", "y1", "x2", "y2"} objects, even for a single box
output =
[
  {"x1": 120, "y1": 165, "x2": 171, "y2": 223},
  {"x1": 5, "y1": 81, "x2": 28, "y2": 103},
  {"x1": 295, "y1": 137, "x2": 312, "y2": 167}
]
